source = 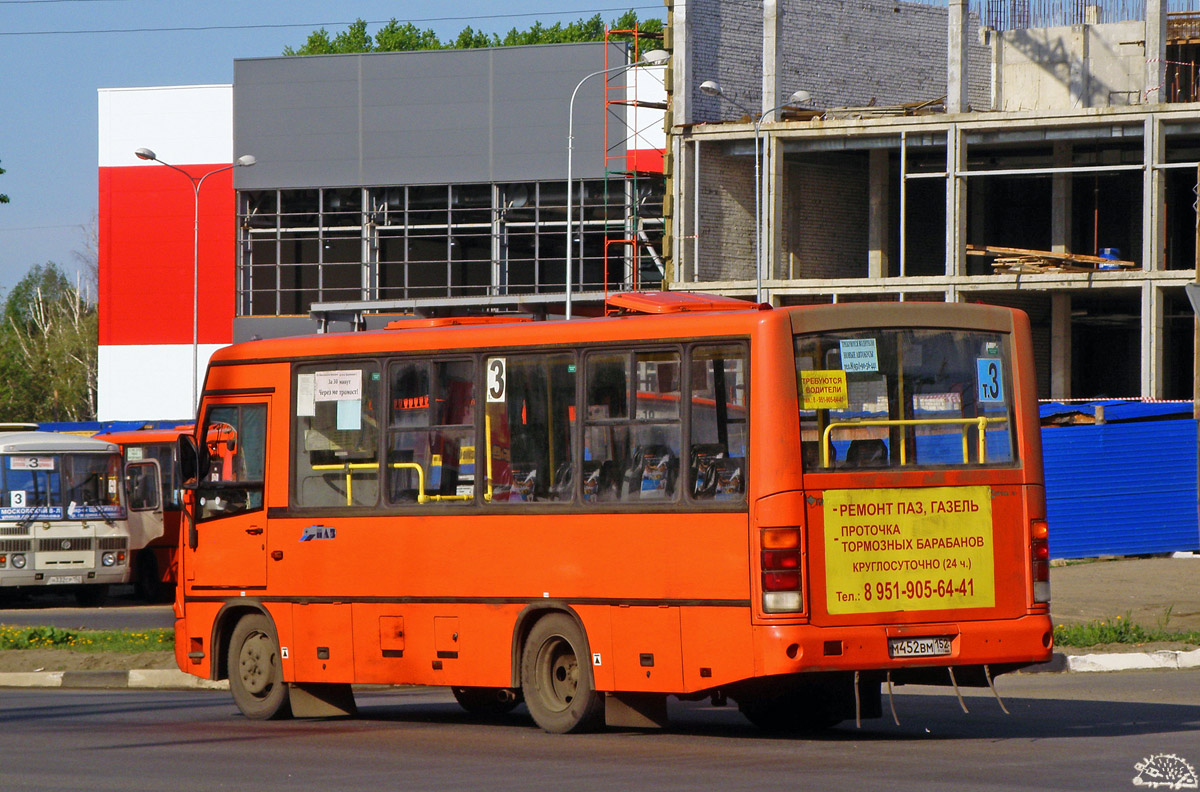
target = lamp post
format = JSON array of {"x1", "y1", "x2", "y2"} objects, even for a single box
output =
[
  {"x1": 565, "y1": 48, "x2": 669, "y2": 319},
  {"x1": 134, "y1": 148, "x2": 256, "y2": 413},
  {"x1": 698, "y1": 81, "x2": 810, "y2": 304}
]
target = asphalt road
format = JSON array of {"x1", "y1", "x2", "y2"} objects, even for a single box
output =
[
  {"x1": 0, "y1": 587, "x2": 172, "y2": 631},
  {"x1": 2, "y1": 670, "x2": 1197, "y2": 791}
]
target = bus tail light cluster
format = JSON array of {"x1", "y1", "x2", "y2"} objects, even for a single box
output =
[
  {"x1": 1031, "y1": 519, "x2": 1050, "y2": 603},
  {"x1": 761, "y1": 528, "x2": 802, "y2": 613}
]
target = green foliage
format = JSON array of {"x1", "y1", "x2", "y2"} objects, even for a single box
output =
[
  {"x1": 0, "y1": 159, "x2": 8, "y2": 204},
  {"x1": 0, "y1": 262, "x2": 97, "y2": 422},
  {"x1": 374, "y1": 20, "x2": 443, "y2": 52},
  {"x1": 1053, "y1": 613, "x2": 1200, "y2": 647},
  {"x1": 0, "y1": 624, "x2": 173, "y2": 652},
  {"x1": 283, "y1": 11, "x2": 663, "y2": 55}
]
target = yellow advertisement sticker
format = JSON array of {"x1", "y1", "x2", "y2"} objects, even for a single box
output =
[
  {"x1": 799, "y1": 370, "x2": 848, "y2": 410},
  {"x1": 823, "y1": 486, "x2": 995, "y2": 614}
]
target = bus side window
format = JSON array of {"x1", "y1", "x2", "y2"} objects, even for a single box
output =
[
  {"x1": 487, "y1": 354, "x2": 576, "y2": 504},
  {"x1": 386, "y1": 359, "x2": 476, "y2": 505},
  {"x1": 688, "y1": 345, "x2": 747, "y2": 501},
  {"x1": 197, "y1": 404, "x2": 267, "y2": 521},
  {"x1": 582, "y1": 350, "x2": 682, "y2": 505},
  {"x1": 293, "y1": 363, "x2": 381, "y2": 508}
]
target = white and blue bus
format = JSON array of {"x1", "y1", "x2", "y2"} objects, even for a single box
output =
[{"x1": 0, "y1": 431, "x2": 131, "y2": 605}]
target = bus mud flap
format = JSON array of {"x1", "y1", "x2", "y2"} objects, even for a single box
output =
[
  {"x1": 604, "y1": 692, "x2": 668, "y2": 729},
  {"x1": 288, "y1": 683, "x2": 357, "y2": 718}
]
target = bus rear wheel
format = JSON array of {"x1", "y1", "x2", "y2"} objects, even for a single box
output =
[
  {"x1": 520, "y1": 613, "x2": 603, "y2": 733},
  {"x1": 228, "y1": 613, "x2": 292, "y2": 720}
]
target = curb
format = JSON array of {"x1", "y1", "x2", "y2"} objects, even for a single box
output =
[
  {"x1": 1021, "y1": 647, "x2": 1200, "y2": 674},
  {"x1": 0, "y1": 669, "x2": 227, "y2": 690},
  {"x1": 1064, "y1": 647, "x2": 1200, "y2": 673}
]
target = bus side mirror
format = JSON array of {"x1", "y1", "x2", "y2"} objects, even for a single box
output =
[{"x1": 178, "y1": 434, "x2": 205, "y2": 490}]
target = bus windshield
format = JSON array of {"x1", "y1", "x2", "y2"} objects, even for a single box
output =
[
  {"x1": 0, "y1": 452, "x2": 124, "y2": 520},
  {"x1": 63, "y1": 453, "x2": 123, "y2": 513},
  {"x1": 795, "y1": 327, "x2": 1017, "y2": 470}
]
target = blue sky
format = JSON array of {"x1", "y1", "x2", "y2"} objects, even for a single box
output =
[{"x1": 0, "y1": 1, "x2": 662, "y2": 298}]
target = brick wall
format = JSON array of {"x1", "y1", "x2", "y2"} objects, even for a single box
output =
[
  {"x1": 785, "y1": 154, "x2": 870, "y2": 278},
  {"x1": 697, "y1": 147, "x2": 757, "y2": 281},
  {"x1": 682, "y1": 0, "x2": 993, "y2": 123},
  {"x1": 688, "y1": 0, "x2": 765, "y2": 123}
]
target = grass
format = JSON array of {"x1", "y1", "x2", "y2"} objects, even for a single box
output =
[
  {"x1": 0, "y1": 625, "x2": 173, "y2": 652},
  {"x1": 1053, "y1": 610, "x2": 1200, "y2": 648}
]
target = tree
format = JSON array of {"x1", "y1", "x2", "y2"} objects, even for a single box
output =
[
  {"x1": 0, "y1": 263, "x2": 97, "y2": 422},
  {"x1": 283, "y1": 12, "x2": 663, "y2": 55},
  {"x1": 0, "y1": 159, "x2": 8, "y2": 204}
]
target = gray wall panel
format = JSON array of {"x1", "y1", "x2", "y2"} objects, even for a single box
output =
[{"x1": 234, "y1": 41, "x2": 628, "y2": 190}]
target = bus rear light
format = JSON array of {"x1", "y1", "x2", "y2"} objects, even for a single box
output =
[
  {"x1": 762, "y1": 550, "x2": 799, "y2": 569},
  {"x1": 1031, "y1": 519, "x2": 1050, "y2": 604},
  {"x1": 763, "y1": 571, "x2": 800, "y2": 591},
  {"x1": 761, "y1": 529, "x2": 800, "y2": 549},
  {"x1": 763, "y1": 592, "x2": 802, "y2": 612},
  {"x1": 761, "y1": 529, "x2": 802, "y2": 613}
]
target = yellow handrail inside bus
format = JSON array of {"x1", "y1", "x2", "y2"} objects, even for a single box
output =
[
  {"x1": 313, "y1": 415, "x2": 495, "y2": 506},
  {"x1": 312, "y1": 461, "x2": 474, "y2": 505},
  {"x1": 312, "y1": 462, "x2": 379, "y2": 506},
  {"x1": 819, "y1": 416, "x2": 1003, "y2": 469}
]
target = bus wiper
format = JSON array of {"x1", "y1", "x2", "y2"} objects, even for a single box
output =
[
  {"x1": 83, "y1": 499, "x2": 116, "y2": 526},
  {"x1": 17, "y1": 504, "x2": 45, "y2": 531}
]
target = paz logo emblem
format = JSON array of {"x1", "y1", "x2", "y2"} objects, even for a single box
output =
[
  {"x1": 1133, "y1": 754, "x2": 1199, "y2": 789},
  {"x1": 60, "y1": 540, "x2": 71, "y2": 550}
]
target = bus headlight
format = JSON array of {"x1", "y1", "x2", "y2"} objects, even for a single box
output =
[
  {"x1": 101, "y1": 552, "x2": 116, "y2": 567},
  {"x1": 11, "y1": 554, "x2": 26, "y2": 569}
]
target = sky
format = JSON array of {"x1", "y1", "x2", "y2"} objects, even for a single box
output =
[{"x1": 0, "y1": 0, "x2": 663, "y2": 299}]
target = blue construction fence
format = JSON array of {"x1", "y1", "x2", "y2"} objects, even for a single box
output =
[{"x1": 1041, "y1": 401, "x2": 1199, "y2": 559}]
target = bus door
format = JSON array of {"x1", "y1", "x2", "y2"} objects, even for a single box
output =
[
  {"x1": 124, "y1": 458, "x2": 164, "y2": 550},
  {"x1": 187, "y1": 400, "x2": 270, "y2": 590}
]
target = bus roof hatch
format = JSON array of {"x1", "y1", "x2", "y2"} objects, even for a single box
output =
[{"x1": 605, "y1": 291, "x2": 760, "y2": 315}]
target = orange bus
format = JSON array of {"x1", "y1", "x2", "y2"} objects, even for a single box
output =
[
  {"x1": 96, "y1": 426, "x2": 191, "y2": 602},
  {"x1": 173, "y1": 291, "x2": 1052, "y2": 732}
]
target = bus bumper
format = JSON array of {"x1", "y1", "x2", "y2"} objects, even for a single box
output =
[{"x1": 754, "y1": 613, "x2": 1054, "y2": 679}]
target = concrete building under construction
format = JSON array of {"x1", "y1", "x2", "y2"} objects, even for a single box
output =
[{"x1": 665, "y1": 0, "x2": 1200, "y2": 400}]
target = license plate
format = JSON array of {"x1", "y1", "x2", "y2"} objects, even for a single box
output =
[
  {"x1": 46, "y1": 575, "x2": 83, "y2": 586},
  {"x1": 888, "y1": 636, "x2": 952, "y2": 658}
]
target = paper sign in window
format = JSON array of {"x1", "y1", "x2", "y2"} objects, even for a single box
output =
[
  {"x1": 799, "y1": 370, "x2": 849, "y2": 410},
  {"x1": 838, "y1": 338, "x2": 878, "y2": 373}
]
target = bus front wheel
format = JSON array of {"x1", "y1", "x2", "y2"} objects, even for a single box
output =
[
  {"x1": 520, "y1": 613, "x2": 603, "y2": 733},
  {"x1": 228, "y1": 613, "x2": 292, "y2": 720}
]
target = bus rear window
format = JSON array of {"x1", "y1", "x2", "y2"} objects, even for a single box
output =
[{"x1": 795, "y1": 328, "x2": 1016, "y2": 470}]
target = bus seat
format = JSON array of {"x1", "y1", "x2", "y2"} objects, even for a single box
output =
[
  {"x1": 802, "y1": 441, "x2": 838, "y2": 470},
  {"x1": 689, "y1": 443, "x2": 725, "y2": 498},
  {"x1": 623, "y1": 445, "x2": 677, "y2": 500},
  {"x1": 845, "y1": 439, "x2": 888, "y2": 467}
]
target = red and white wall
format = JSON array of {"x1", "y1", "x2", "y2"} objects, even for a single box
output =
[{"x1": 98, "y1": 85, "x2": 236, "y2": 421}]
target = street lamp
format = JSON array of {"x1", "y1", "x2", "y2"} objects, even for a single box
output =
[
  {"x1": 698, "y1": 81, "x2": 810, "y2": 304},
  {"x1": 565, "y1": 48, "x2": 669, "y2": 319},
  {"x1": 134, "y1": 147, "x2": 256, "y2": 413}
]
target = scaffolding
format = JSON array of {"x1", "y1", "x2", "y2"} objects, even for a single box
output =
[{"x1": 601, "y1": 26, "x2": 667, "y2": 303}]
